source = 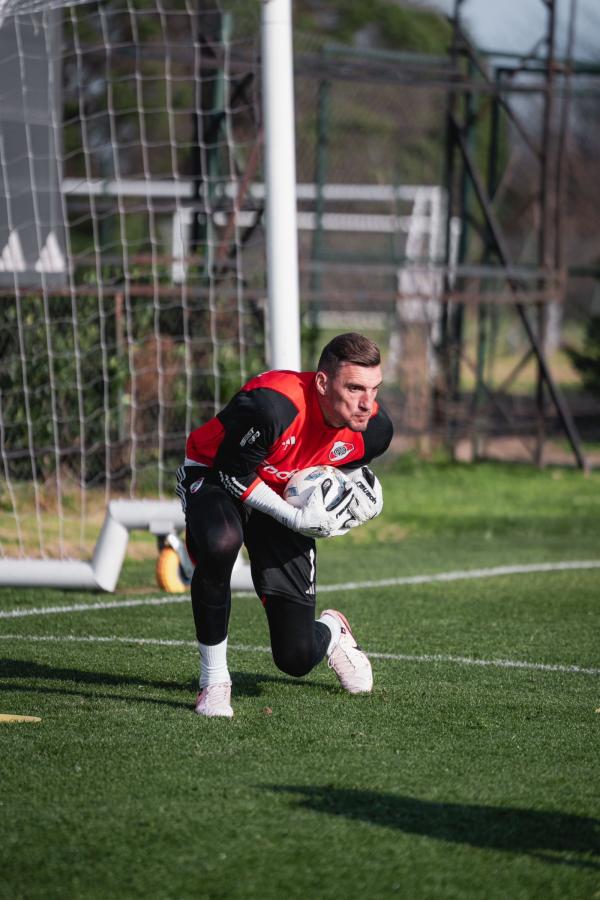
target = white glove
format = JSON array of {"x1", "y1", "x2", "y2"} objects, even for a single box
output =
[
  {"x1": 346, "y1": 466, "x2": 383, "y2": 523},
  {"x1": 293, "y1": 482, "x2": 358, "y2": 538},
  {"x1": 243, "y1": 477, "x2": 358, "y2": 539}
]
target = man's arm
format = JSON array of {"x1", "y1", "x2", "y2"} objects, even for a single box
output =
[
  {"x1": 211, "y1": 387, "x2": 297, "y2": 492},
  {"x1": 208, "y1": 387, "x2": 348, "y2": 537}
]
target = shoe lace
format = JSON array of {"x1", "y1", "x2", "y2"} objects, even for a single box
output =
[
  {"x1": 203, "y1": 682, "x2": 231, "y2": 706},
  {"x1": 328, "y1": 640, "x2": 365, "y2": 675}
]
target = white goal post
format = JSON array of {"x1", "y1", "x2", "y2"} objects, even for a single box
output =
[{"x1": 0, "y1": 0, "x2": 301, "y2": 591}]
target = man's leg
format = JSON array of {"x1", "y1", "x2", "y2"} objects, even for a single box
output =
[
  {"x1": 244, "y1": 508, "x2": 371, "y2": 690},
  {"x1": 183, "y1": 476, "x2": 245, "y2": 716},
  {"x1": 263, "y1": 594, "x2": 330, "y2": 677},
  {"x1": 263, "y1": 598, "x2": 372, "y2": 692},
  {"x1": 243, "y1": 507, "x2": 328, "y2": 676}
]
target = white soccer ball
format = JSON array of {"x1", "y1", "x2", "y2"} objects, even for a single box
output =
[{"x1": 283, "y1": 465, "x2": 349, "y2": 510}]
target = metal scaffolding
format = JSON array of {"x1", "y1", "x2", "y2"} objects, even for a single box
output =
[
  {"x1": 303, "y1": 0, "x2": 595, "y2": 469},
  {"x1": 440, "y1": 0, "x2": 588, "y2": 470}
]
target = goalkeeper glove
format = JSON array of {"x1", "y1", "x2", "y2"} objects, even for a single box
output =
[
  {"x1": 244, "y1": 478, "x2": 357, "y2": 538},
  {"x1": 346, "y1": 466, "x2": 383, "y2": 523},
  {"x1": 294, "y1": 482, "x2": 358, "y2": 537}
]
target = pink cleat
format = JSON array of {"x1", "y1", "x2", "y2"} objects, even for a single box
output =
[
  {"x1": 322, "y1": 609, "x2": 373, "y2": 694},
  {"x1": 194, "y1": 681, "x2": 233, "y2": 718}
]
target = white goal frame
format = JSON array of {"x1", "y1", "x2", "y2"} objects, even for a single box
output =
[{"x1": 0, "y1": 0, "x2": 300, "y2": 591}]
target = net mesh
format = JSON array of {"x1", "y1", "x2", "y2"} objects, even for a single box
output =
[{"x1": 0, "y1": 0, "x2": 265, "y2": 559}]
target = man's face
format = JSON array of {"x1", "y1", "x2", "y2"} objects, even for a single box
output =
[{"x1": 315, "y1": 362, "x2": 383, "y2": 431}]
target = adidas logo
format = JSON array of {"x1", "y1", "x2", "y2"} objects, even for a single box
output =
[
  {"x1": 0, "y1": 231, "x2": 26, "y2": 272},
  {"x1": 34, "y1": 232, "x2": 66, "y2": 273}
]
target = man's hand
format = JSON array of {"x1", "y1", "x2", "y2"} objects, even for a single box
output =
[
  {"x1": 347, "y1": 466, "x2": 383, "y2": 523},
  {"x1": 293, "y1": 484, "x2": 358, "y2": 538}
]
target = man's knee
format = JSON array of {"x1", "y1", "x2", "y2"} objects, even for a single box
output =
[
  {"x1": 272, "y1": 644, "x2": 315, "y2": 678},
  {"x1": 206, "y1": 529, "x2": 242, "y2": 563},
  {"x1": 187, "y1": 508, "x2": 242, "y2": 567}
]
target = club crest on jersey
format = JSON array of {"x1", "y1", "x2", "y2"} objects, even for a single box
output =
[
  {"x1": 190, "y1": 479, "x2": 204, "y2": 493},
  {"x1": 329, "y1": 440, "x2": 354, "y2": 462}
]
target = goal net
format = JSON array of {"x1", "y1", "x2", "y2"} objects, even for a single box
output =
[{"x1": 0, "y1": 0, "x2": 266, "y2": 574}]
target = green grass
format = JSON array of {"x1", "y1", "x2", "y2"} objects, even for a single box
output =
[{"x1": 1, "y1": 460, "x2": 599, "y2": 900}]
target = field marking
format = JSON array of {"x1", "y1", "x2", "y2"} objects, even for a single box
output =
[
  {"x1": 0, "y1": 594, "x2": 191, "y2": 620},
  {"x1": 1, "y1": 559, "x2": 599, "y2": 621},
  {"x1": 1, "y1": 632, "x2": 599, "y2": 677},
  {"x1": 318, "y1": 560, "x2": 600, "y2": 593}
]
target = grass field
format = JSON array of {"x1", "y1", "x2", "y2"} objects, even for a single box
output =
[{"x1": 1, "y1": 459, "x2": 599, "y2": 900}]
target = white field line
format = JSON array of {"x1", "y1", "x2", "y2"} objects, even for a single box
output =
[
  {"x1": 1, "y1": 560, "x2": 599, "y2": 621},
  {"x1": 0, "y1": 632, "x2": 599, "y2": 677},
  {"x1": 0, "y1": 594, "x2": 192, "y2": 620}
]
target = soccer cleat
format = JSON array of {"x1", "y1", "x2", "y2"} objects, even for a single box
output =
[
  {"x1": 322, "y1": 609, "x2": 373, "y2": 694},
  {"x1": 194, "y1": 681, "x2": 233, "y2": 718}
]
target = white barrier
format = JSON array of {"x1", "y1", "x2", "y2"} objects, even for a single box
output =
[{"x1": 0, "y1": 500, "x2": 253, "y2": 593}]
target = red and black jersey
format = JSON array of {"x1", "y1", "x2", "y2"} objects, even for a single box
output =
[{"x1": 185, "y1": 370, "x2": 393, "y2": 500}]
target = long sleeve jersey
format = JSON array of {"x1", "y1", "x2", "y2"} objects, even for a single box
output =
[{"x1": 185, "y1": 369, "x2": 393, "y2": 501}]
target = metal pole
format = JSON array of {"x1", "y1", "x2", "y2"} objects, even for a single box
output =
[
  {"x1": 473, "y1": 79, "x2": 501, "y2": 458},
  {"x1": 555, "y1": 0, "x2": 578, "y2": 270},
  {"x1": 535, "y1": 0, "x2": 557, "y2": 466},
  {"x1": 308, "y1": 65, "x2": 332, "y2": 364},
  {"x1": 261, "y1": 0, "x2": 301, "y2": 371},
  {"x1": 440, "y1": 0, "x2": 463, "y2": 451},
  {"x1": 451, "y1": 56, "x2": 475, "y2": 406}
]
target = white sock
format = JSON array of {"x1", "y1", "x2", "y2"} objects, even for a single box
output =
[
  {"x1": 318, "y1": 612, "x2": 342, "y2": 656},
  {"x1": 198, "y1": 636, "x2": 230, "y2": 689}
]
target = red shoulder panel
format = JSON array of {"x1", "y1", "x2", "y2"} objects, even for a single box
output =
[
  {"x1": 241, "y1": 370, "x2": 313, "y2": 411},
  {"x1": 185, "y1": 416, "x2": 225, "y2": 465}
]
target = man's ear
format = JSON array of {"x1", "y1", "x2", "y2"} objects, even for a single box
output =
[{"x1": 315, "y1": 371, "x2": 328, "y2": 396}]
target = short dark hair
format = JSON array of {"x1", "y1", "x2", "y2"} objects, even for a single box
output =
[{"x1": 317, "y1": 332, "x2": 381, "y2": 376}]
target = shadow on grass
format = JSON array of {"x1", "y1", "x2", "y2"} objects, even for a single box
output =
[
  {"x1": 0, "y1": 658, "x2": 184, "y2": 691},
  {"x1": 0, "y1": 659, "x2": 330, "y2": 707},
  {"x1": 267, "y1": 785, "x2": 600, "y2": 869}
]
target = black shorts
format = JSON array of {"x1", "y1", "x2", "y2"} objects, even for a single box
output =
[{"x1": 177, "y1": 466, "x2": 317, "y2": 603}]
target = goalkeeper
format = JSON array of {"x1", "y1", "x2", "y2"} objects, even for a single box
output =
[{"x1": 177, "y1": 332, "x2": 393, "y2": 717}]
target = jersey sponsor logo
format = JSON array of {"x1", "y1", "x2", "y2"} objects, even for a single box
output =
[
  {"x1": 190, "y1": 478, "x2": 204, "y2": 494},
  {"x1": 259, "y1": 463, "x2": 299, "y2": 481},
  {"x1": 329, "y1": 440, "x2": 354, "y2": 462},
  {"x1": 240, "y1": 426, "x2": 261, "y2": 447},
  {"x1": 281, "y1": 436, "x2": 296, "y2": 448}
]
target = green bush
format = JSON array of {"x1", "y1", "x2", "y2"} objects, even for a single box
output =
[{"x1": 566, "y1": 315, "x2": 600, "y2": 397}]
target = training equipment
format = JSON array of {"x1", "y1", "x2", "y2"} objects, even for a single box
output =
[
  {"x1": 244, "y1": 476, "x2": 343, "y2": 538},
  {"x1": 0, "y1": 0, "x2": 296, "y2": 592},
  {"x1": 284, "y1": 466, "x2": 358, "y2": 537},
  {"x1": 291, "y1": 487, "x2": 348, "y2": 539},
  {"x1": 322, "y1": 609, "x2": 373, "y2": 694},
  {"x1": 195, "y1": 682, "x2": 234, "y2": 719},
  {"x1": 0, "y1": 714, "x2": 42, "y2": 723},
  {"x1": 345, "y1": 466, "x2": 384, "y2": 523},
  {"x1": 284, "y1": 466, "x2": 349, "y2": 510}
]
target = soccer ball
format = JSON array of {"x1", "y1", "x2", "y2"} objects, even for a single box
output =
[{"x1": 283, "y1": 465, "x2": 349, "y2": 510}]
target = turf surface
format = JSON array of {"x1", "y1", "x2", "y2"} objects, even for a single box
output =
[{"x1": 1, "y1": 460, "x2": 599, "y2": 899}]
